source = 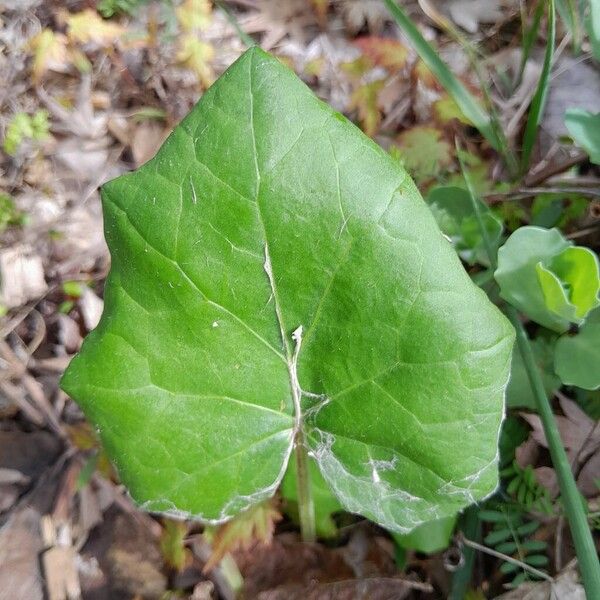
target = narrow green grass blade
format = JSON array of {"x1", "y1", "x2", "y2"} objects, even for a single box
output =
[
  {"x1": 382, "y1": 0, "x2": 502, "y2": 152},
  {"x1": 587, "y1": 0, "x2": 600, "y2": 61},
  {"x1": 520, "y1": 0, "x2": 556, "y2": 174},
  {"x1": 556, "y1": 0, "x2": 582, "y2": 53},
  {"x1": 519, "y1": 0, "x2": 545, "y2": 84}
]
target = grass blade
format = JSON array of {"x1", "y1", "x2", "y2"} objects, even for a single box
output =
[
  {"x1": 520, "y1": 0, "x2": 555, "y2": 174},
  {"x1": 519, "y1": 0, "x2": 545, "y2": 84},
  {"x1": 587, "y1": 0, "x2": 600, "y2": 61},
  {"x1": 382, "y1": 0, "x2": 502, "y2": 152},
  {"x1": 555, "y1": 0, "x2": 582, "y2": 53}
]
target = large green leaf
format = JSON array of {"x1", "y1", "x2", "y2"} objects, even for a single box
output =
[{"x1": 62, "y1": 47, "x2": 513, "y2": 534}]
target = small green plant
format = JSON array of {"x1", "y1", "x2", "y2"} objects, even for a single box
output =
[
  {"x1": 500, "y1": 461, "x2": 554, "y2": 515},
  {"x1": 0, "y1": 193, "x2": 22, "y2": 232},
  {"x1": 495, "y1": 226, "x2": 600, "y2": 332},
  {"x1": 3, "y1": 110, "x2": 50, "y2": 156},
  {"x1": 479, "y1": 506, "x2": 549, "y2": 588},
  {"x1": 565, "y1": 108, "x2": 600, "y2": 164},
  {"x1": 427, "y1": 186, "x2": 503, "y2": 267},
  {"x1": 97, "y1": 0, "x2": 150, "y2": 17},
  {"x1": 555, "y1": 308, "x2": 600, "y2": 390},
  {"x1": 61, "y1": 48, "x2": 513, "y2": 542}
]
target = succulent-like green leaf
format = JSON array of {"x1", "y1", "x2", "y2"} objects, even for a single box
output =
[
  {"x1": 506, "y1": 336, "x2": 560, "y2": 410},
  {"x1": 555, "y1": 309, "x2": 600, "y2": 390},
  {"x1": 392, "y1": 514, "x2": 457, "y2": 554},
  {"x1": 427, "y1": 186, "x2": 503, "y2": 266},
  {"x1": 495, "y1": 226, "x2": 600, "y2": 332},
  {"x1": 62, "y1": 47, "x2": 513, "y2": 534},
  {"x1": 565, "y1": 109, "x2": 600, "y2": 165}
]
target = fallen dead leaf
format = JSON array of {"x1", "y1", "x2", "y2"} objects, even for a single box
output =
[
  {"x1": 341, "y1": 0, "x2": 389, "y2": 34},
  {"x1": 204, "y1": 499, "x2": 282, "y2": 572},
  {"x1": 544, "y1": 55, "x2": 600, "y2": 139},
  {"x1": 354, "y1": 36, "x2": 410, "y2": 72},
  {"x1": 131, "y1": 121, "x2": 170, "y2": 168},
  {"x1": 493, "y1": 562, "x2": 584, "y2": 599},
  {"x1": 63, "y1": 9, "x2": 125, "y2": 48},
  {"x1": 57, "y1": 314, "x2": 81, "y2": 354},
  {"x1": 577, "y1": 449, "x2": 600, "y2": 497},
  {"x1": 177, "y1": 0, "x2": 213, "y2": 32},
  {"x1": 177, "y1": 34, "x2": 215, "y2": 88},
  {"x1": 78, "y1": 288, "x2": 103, "y2": 332},
  {"x1": 27, "y1": 29, "x2": 69, "y2": 83},
  {"x1": 0, "y1": 245, "x2": 47, "y2": 309},
  {"x1": 432, "y1": 0, "x2": 506, "y2": 33},
  {"x1": 520, "y1": 395, "x2": 600, "y2": 465},
  {"x1": 40, "y1": 517, "x2": 82, "y2": 600}
]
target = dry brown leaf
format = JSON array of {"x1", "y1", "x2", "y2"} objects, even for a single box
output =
[
  {"x1": 429, "y1": 0, "x2": 508, "y2": 34},
  {"x1": 40, "y1": 518, "x2": 82, "y2": 600},
  {"x1": 176, "y1": 0, "x2": 212, "y2": 32},
  {"x1": 544, "y1": 56, "x2": 600, "y2": 139},
  {"x1": 0, "y1": 508, "x2": 46, "y2": 600},
  {"x1": 177, "y1": 34, "x2": 215, "y2": 88},
  {"x1": 249, "y1": 0, "x2": 318, "y2": 48},
  {"x1": 27, "y1": 29, "x2": 69, "y2": 83},
  {"x1": 493, "y1": 563, "x2": 584, "y2": 599},
  {"x1": 0, "y1": 245, "x2": 47, "y2": 309},
  {"x1": 310, "y1": 0, "x2": 330, "y2": 27},
  {"x1": 520, "y1": 396, "x2": 600, "y2": 465},
  {"x1": 204, "y1": 499, "x2": 282, "y2": 572},
  {"x1": 341, "y1": 0, "x2": 388, "y2": 34},
  {"x1": 515, "y1": 436, "x2": 539, "y2": 468},
  {"x1": 354, "y1": 36, "x2": 410, "y2": 71},
  {"x1": 577, "y1": 449, "x2": 600, "y2": 496},
  {"x1": 191, "y1": 581, "x2": 215, "y2": 600},
  {"x1": 64, "y1": 9, "x2": 125, "y2": 47},
  {"x1": 131, "y1": 121, "x2": 170, "y2": 168},
  {"x1": 159, "y1": 519, "x2": 189, "y2": 572},
  {"x1": 57, "y1": 314, "x2": 82, "y2": 354},
  {"x1": 78, "y1": 288, "x2": 103, "y2": 332}
]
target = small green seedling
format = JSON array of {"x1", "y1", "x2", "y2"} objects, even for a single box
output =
[
  {"x1": 565, "y1": 108, "x2": 600, "y2": 165},
  {"x1": 3, "y1": 110, "x2": 50, "y2": 156},
  {"x1": 555, "y1": 308, "x2": 600, "y2": 390},
  {"x1": 62, "y1": 48, "x2": 513, "y2": 539},
  {"x1": 495, "y1": 226, "x2": 600, "y2": 333},
  {"x1": 427, "y1": 185, "x2": 503, "y2": 267}
]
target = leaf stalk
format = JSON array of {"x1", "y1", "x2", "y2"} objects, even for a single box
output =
[{"x1": 294, "y1": 430, "x2": 316, "y2": 542}]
